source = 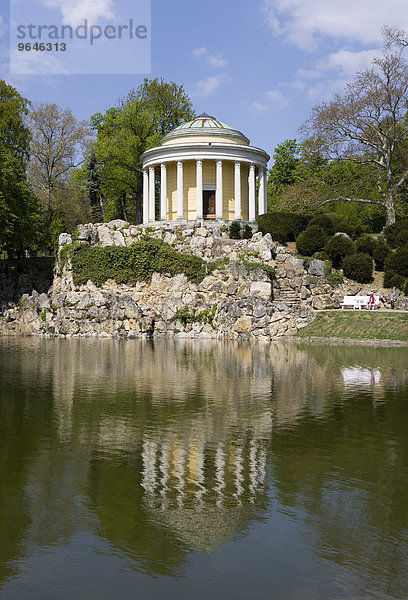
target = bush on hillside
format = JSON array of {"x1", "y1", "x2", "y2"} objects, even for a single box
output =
[
  {"x1": 355, "y1": 235, "x2": 378, "y2": 256},
  {"x1": 384, "y1": 247, "x2": 408, "y2": 278},
  {"x1": 295, "y1": 226, "x2": 327, "y2": 256},
  {"x1": 326, "y1": 235, "x2": 355, "y2": 268},
  {"x1": 308, "y1": 214, "x2": 336, "y2": 236},
  {"x1": 257, "y1": 212, "x2": 309, "y2": 243},
  {"x1": 395, "y1": 229, "x2": 408, "y2": 248},
  {"x1": 63, "y1": 238, "x2": 209, "y2": 287},
  {"x1": 383, "y1": 270, "x2": 406, "y2": 290},
  {"x1": 342, "y1": 253, "x2": 373, "y2": 283},
  {"x1": 229, "y1": 221, "x2": 242, "y2": 239},
  {"x1": 384, "y1": 219, "x2": 408, "y2": 248},
  {"x1": 242, "y1": 224, "x2": 253, "y2": 239},
  {"x1": 373, "y1": 242, "x2": 391, "y2": 271}
]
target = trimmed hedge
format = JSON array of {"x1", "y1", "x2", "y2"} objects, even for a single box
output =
[
  {"x1": 384, "y1": 219, "x2": 408, "y2": 248},
  {"x1": 257, "y1": 212, "x2": 309, "y2": 243},
  {"x1": 308, "y1": 215, "x2": 336, "y2": 236},
  {"x1": 229, "y1": 221, "x2": 242, "y2": 239},
  {"x1": 296, "y1": 226, "x2": 327, "y2": 256},
  {"x1": 62, "y1": 238, "x2": 210, "y2": 287},
  {"x1": 373, "y1": 242, "x2": 391, "y2": 271},
  {"x1": 342, "y1": 253, "x2": 373, "y2": 283},
  {"x1": 384, "y1": 247, "x2": 408, "y2": 278},
  {"x1": 242, "y1": 224, "x2": 253, "y2": 239},
  {"x1": 355, "y1": 236, "x2": 378, "y2": 256},
  {"x1": 326, "y1": 235, "x2": 355, "y2": 268}
]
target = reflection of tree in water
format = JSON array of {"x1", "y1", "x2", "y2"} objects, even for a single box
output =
[
  {"x1": 270, "y1": 382, "x2": 408, "y2": 599},
  {"x1": 0, "y1": 337, "x2": 407, "y2": 589}
]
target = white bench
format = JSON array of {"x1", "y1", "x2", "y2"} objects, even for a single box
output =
[{"x1": 341, "y1": 295, "x2": 379, "y2": 310}]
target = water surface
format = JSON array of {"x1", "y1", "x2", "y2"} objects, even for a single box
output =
[{"x1": 0, "y1": 338, "x2": 407, "y2": 599}]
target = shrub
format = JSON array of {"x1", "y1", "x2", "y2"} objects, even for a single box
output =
[
  {"x1": 395, "y1": 229, "x2": 408, "y2": 248},
  {"x1": 336, "y1": 221, "x2": 363, "y2": 240},
  {"x1": 384, "y1": 219, "x2": 408, "y2": 248},
  {"x1": 229, "y1": 221, "x2": 241, "y2": 239},
  {"x1": 257, "y1": 212, "x2": 309, "y2": 243},
  {"x1": 65, "y1": 238, "x2": 210, "y2": 287},
  {"x1": 242, "y1": 224, "x2": 253, "y2": 239},
  {"x1": 373, "y1": 242, "x2": 391, "y2": 271},
  {"x1": 384, "y1": 247, "x2": 408, "y2": 278},
  {"x1": 308, "y1": 214, "x2": 336, "y2": 236},
  {"x1": 342, "y1": 253, "x2": 373, "y2": 283},
  {"x1": 326, "y1": 235, "x2": 355, "y2": 268},
  {"x1": 383, "y1": 270, "x2": 406, "y2": 290},
  {"x1": 296, "y1": 226, "x2": 327, "y2": 256},
  {"x1": 355, "y1": 235, "x2": 377, "y2": 256}
]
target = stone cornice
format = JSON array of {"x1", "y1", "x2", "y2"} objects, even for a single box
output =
[{"x1": 142, "y1": 143, "x2": 270, "y2": 168}]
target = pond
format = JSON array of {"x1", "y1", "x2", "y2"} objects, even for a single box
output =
[{"x1": 0, "y1": 338, "x2": 407, "y2": 599}]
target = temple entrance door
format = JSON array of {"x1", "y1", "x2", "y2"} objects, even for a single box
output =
[{"x1": 203, "y1": 190, "x2": 216, "y2": 219}]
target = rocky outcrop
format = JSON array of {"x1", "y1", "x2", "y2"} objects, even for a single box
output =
[{"x1": 0, "y1": 220, "x2": 404, "y2": 339}]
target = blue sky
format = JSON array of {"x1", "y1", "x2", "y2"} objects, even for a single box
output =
[{"x1": 2, "y1": 0, "x2": 408, "y2": 162}]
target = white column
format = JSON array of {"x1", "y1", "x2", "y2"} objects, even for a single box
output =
[
  {"x1": 258, "y1": 166, "x2": 267, "y2": 215},
  {"x1": 160, "y1": 163, "x2": 167, "y2": 221},
  {"x1": 177, "y1": 161, "x2": 184, "y2": 220},
  {"x1": 196, "y1": 160, "x2": 203, "y2": 220},
  {"x1": 143, "y1": 168, "x2": 149, "y2": 224},
  {"x1": 234, "y1": 161, "x2": 241, "y2": 221},
  {"x1": 249, "y1": 163, "x2": 256, "y2": 222},
  {"x1": 216, "y1": 160, "x2": 223, "y2": 219},
  {"x1": 149, "y1": 166, "x2": 155, "y2": 222}
]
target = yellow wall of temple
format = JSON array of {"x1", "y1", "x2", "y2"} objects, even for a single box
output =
[
  {"x1": 241, "y1": 164, "x2": 249, "y2": 221},
  {"x1": 184, "y1": 161, "x2": 196, "y2": 220},
  {"x1": 164, "y1": 159, "x2": 251, "y2": 221},
  {"x1": 203, "y1": 160, "x2": 216, "y2": 185},
  {"x1": 167, "y1": 163, "x2": 177, "y2": 220},
  {"x1": 222, "y1": 161, "x2": 235, "y2": 220}
]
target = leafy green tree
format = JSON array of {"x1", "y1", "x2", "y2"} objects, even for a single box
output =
[
  {"x1": 88, "y1": 78, "x2": 195, "y2": 223},
  {"x1": 267, "y1": 139, "x2": 303, "y2": 209},
  {"x1": 0, "y1": 80, "x2": 39, "y2": 256}
]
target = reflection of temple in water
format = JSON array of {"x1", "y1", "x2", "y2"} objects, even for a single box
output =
[
  {"x1": 1, "y1": 337, "x2": 407, "y2": 585},
  {"x1": 140, "y1": 436, "x2": 266, "y2": 508}
]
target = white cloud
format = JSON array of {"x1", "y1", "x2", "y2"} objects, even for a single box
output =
[
  {"x1": 246, "y1": 101, "x2": 270, "y2": 112},
  {"x1": 193, "y1": 47, "x2": 207, "y2": 58},
  {"x1": 193, "y1": 46, "x2": 228, "y2": 68},
  {"x1": 320, "y1": 49, "x2": 379, "y2": 76},
  {"x1": 43, "y1": 0, "x2": 115, "y2": 27},
  {"x1": 265, "y1": 89, "x2": 289, "y2": 108},
  {"x1": 10, "y1": 48, "x2": 71, "y2": 75},
  {"x1": 246, "y1": 88, "x2": 289, "y2": 113},
  {"x1": 290, "y1": 49, "x2": 379, "y2": 101},
  {"x1": 190, "y1": 74, "x2": 229, "y2": 97},
  {"x1": 263, "y1": 0, "x2": 408, "y2": 51}
]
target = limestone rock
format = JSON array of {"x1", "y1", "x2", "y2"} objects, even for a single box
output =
[
  {"x1": 308, "y1": 260, "x2": 325, "y2": 277},
  {"x1": 233, "y1": 315, "x2": 252, "y2": 333},
  {"x1": 58, "y1": 233, "x2": 72, "y2": 247},
  {"x1": 250, "y1": 282, "x2": 272, "y2": 300},
  {"x1": 97, "y1": 225, "x2": 125, "y2": 247}
]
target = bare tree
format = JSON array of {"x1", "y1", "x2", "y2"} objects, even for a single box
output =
[
  {"x1": 28, "y1": 103, "x2": 91, "y2": 215},
  {"x1": 300, "y1": 53, "x2": 408, "y2": 226},
  {"x1": 383, "y1": 25, "x2": 408, "y2": 50}
]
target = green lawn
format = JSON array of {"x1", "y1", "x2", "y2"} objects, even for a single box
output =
[{"x1": 296, "y1": 311, "x2": 408, "y2": 341}]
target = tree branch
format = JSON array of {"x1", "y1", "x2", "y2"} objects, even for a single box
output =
[{"x1": 317, "y1": 196, "x2": 385, "y2": 208}]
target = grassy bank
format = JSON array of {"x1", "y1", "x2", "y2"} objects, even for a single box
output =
[{"x1": 296, "y1": 311, "x2": 408, "y2": 342}]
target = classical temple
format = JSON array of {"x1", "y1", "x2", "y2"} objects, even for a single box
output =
[{"x1": 141, "y1": 113, "x2": 270, "y2": 224}]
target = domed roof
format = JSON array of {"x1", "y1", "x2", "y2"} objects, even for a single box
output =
[
  {"x1": 174, "y1": 113, "x2": 235, "y2": 130},
  {"x1": 161, "y1": 113, "x2": 250, "y2": 146}
]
